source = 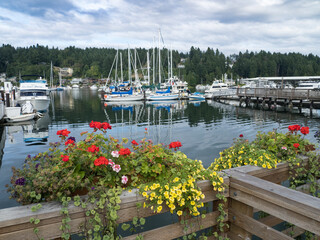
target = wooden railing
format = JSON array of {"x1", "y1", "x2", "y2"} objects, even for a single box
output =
[
  {"x1": 0, "y1": 162, "x2": 319, "y2": 240},
  {"x1": 236, "y1": 88, "x2": 320, "y2": 101}
]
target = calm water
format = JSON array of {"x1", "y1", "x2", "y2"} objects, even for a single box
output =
[{"x1": 0, "y1": 88, "x2": 319, "y2": 209}]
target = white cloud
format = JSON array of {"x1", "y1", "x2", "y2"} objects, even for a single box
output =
[{"x1": 0, "y1": 0, "x2": 319, "y2": 56}]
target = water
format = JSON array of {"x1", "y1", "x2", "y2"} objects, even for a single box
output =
[{"x1": 1, "y1": 88, "x2": 319, "y2": 209}]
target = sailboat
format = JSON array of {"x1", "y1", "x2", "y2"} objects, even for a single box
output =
[
  {"x1": 147, "y1": 30, "x2": 179, "y2": 101},
  {"x1": 56, "y1": 71, "x2": 65, "y2": 91},
  {"x1": 104, "y1": 49, "x2": 144, "y2": 102},
  {"x1": 49, "y1": 62, "x2": 57, "y2": 92}
]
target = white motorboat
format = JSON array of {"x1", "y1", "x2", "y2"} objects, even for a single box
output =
[
  {"x1": 17, "y1": 76, "x2": 50, "y2": 112},
  {"x1": 188, "y1": 92, "x2": 205, "y2": 101},
  {"x1": 104, "y1": 93, "x2": 144, "y2": 102},
  {"x1": 204, "y1": 80, "x2": 229, "y2": 99},
  {"x1": 296, "y1": 81, "x2": 320, "y2": 90},
  {"x1": 90, "y1": 85, "x2": 98, "y2": 90},
  {"x1": 4, "y1": 105, "x2": 38, "y2": 123}
]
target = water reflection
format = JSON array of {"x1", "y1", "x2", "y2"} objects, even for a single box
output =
[{"x1": 0, "y1": 127, "x2": 6, "y2": 168}]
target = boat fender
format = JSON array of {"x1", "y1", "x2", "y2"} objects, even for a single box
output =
[
  {"x1": 104, "y1": 94, "x2": 108, "y2": 99},
  {"x1": 21, "y1": 101, "x2": 34, "y2": 114}
]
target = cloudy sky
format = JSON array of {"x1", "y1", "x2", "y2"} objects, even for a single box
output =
[{"x1": 0, "y1": 0, "x2": 320, "y2": 56}]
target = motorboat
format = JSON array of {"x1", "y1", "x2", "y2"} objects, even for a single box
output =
[
  {"x1": 17, "y1": 76, "x2": 50, "y2": 112},
  {"x1": 188, "y1": 92, "x2": 205, "y2": 101},
  {"x1": 296, "y1": 81, "x2": 320, "y2": 90},
  {"x1": 204, "y1": 80, "x2": 229, "y2": 98},
  {"x1": 90, "y1": 85, "x2": 98, "y2": 90},
  {"x1": 4, "y1": 102, "x2": 41, "y2": 123}
]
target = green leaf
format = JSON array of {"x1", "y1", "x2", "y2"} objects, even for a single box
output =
[
  {"x1": 34, "y1": 219, "x2": 40, "y2": 225},
  {"x1": 139, "y1": 218, "x2": 146, "y2": 225},
  {"x1": 121, "y1": 223, "x2": 130, "y2": 231}
]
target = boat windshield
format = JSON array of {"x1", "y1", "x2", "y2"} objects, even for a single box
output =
[{"x1": 20, "y1": 90, "x2": 47, "y2": 97}]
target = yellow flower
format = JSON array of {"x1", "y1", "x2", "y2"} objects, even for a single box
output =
[
  {"x1": 177, "y1": 210, "x2": 183, "y2": 216},
  {"x1": 157, "y1": 200, "x2": 163, "y2": 205},
  {"x1": 157, "y1": 206, "x2": 162, "y2": 213},
  {"x1": 190, "y1": 201, "x2": 195, "y2": 205}
]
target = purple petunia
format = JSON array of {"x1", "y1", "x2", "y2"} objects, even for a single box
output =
[
  {"x1": 67, "y1": 136, "x2": 76, "y2": 142},
  {"x1": 15, "y1": 177, "x2": 26, "y2": 186}
]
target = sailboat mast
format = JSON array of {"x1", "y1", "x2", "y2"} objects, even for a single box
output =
[
  {"x1": 50, "y1": 61, "x2": 53, "y2": 87},
  {"x1": 158, "y1": 29, "x2": 161, "y2": 84},
  {"x1": 170, "y1": 46, "x2": 173, "y2": 79},
  {"x1": 120, "y1": 52, "x2": 123, "y2": 83},
  {"x1": 153, "y1": 37, "x2": 155, "y2": 85},
  {"x1": 128, "y1": 47, "x2": 131, "y2": 85},
  {"x1": 115, "y1": 49, "x2": 119, "y2": 84},
  {"x1": 147, "y1": 50, "x2": 150, "y2": 86}
]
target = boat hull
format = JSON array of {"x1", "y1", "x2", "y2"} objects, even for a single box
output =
[
  {"x1": 147, "y1": 94, "x2": 179, "y2": 101},
  {"x1": 5, "y1": 113, "x2": 35, "y2": 123},
  {"x1": 17, "y1": 98, "x2": 50, "y2": 112},
  {"x1": 104, "y1": 94, "x2": 144, "y2": 102}
]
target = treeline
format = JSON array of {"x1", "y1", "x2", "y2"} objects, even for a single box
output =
[{"x1": 1, "y1": 44, "x2": 320, "y2": 87}]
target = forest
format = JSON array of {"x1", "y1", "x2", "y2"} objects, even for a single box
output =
[{"x1": 1, "y1": 44, "x2": 320, "y2": 87}]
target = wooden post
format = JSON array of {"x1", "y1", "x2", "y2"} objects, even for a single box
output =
[{"x1": 5, "y1": 93, "x2": 10, "y2": 107}]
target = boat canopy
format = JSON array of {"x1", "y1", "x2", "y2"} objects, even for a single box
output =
[{"x1": 156, "y1": 87, "x2": 171, "y2": 94}]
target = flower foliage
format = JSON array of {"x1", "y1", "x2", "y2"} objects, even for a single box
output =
[
  {"x1": 7, "y1": 121, "x2": 225, "y2": 221},
  {"x1": 209, "y1": 125, "x2": 312, "y2": 172}
]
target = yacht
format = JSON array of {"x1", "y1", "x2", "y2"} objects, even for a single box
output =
[
  {"x1": 17, "y1": 76, "x2": 50, "y2": 112},
  {"x1": 296, "y1": 81, "x2": 320, "y2": 90},
  {"x1": 204, "y1": 80, "x2": 229, "y2": 99}
]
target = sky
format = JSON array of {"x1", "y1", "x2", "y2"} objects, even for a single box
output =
[{"x1": 0, "y1": 0, "x2": 320, "y2": 56}]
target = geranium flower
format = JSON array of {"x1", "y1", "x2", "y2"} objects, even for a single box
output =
[
  {"x1": 131, "y1": 140, "x2": 138, "y2": 145},
  {"x1": 293, "y1": 143, "x2": 300, "y2": 148},
  {"x1": 169, "y1": 141, "x2": 182, "y2": 149},
  {"x1": 121, "y1": 175, "x2": 128, "y2": 184},
  {"x1": 112, "y1": 164, "x2": 121, "y2": 173},
  {"x1": 87, "y1": 145, "x2": 100, "y2": 153},
  {"x1": 300, "y1": 126, "x2": 309, "y2": 135},
  {"x1": 94, "y1": 156, "x2": 109, "y2": 166},
  {"x1": 101, "y1": 122, "x2": 112, "y2": 130},
  {"x1": 65, "y1": 139, "x2": 75, "y2": 146},
  {"x1": 61, "y1": 154, "x2": 69, "y2": 162},
  {"x1": 281, "y1": 146, "x2": 287, "y2": 150},
  {"x1": 119, "y1": 148, "x2": 131, "y2": 156},
  {"x1": 57, "y1": 129, "x2": 71, "y2": 137},
  {"x1": 239, "y1": 134, "x2": 243, "y2": 138},
  {"x1": 111, "y1": 151, "x2": 119, "y2": 158},
  {"x1": 288, "y1": 125, "x2": 301, "y2": 132}
]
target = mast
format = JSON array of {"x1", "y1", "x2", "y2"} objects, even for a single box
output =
[
  {"x1": 158, "y1": 29, "x2": 161, "y2": 84},
  {"x1": 50, "y1": 61, "x2": 53, "y2": 87},
  {"x1": 147, "y1": 50, "x2": 150, "y2": 86},
  {"x1": 153, "y1": 37, "x2": 155, "y2": 85},
  {"x1": 115, "y1": 49, "x2": 119, "y2": 84},
  {"x1": 120, "y1": 52, "x2": 123, "y2": 83},
  {"x1": 128, "y1": 47, "x2": 131, "y2": 85},
  {"x1": 170, "y1": 46, "x2": 173, "y2": 79}
]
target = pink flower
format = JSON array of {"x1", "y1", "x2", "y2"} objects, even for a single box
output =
[
  {"x1": 121, "y1": 176, "x2": 128, "y2": 184},
  {"x1": 111, "y1": 151, "x2": 119, "y2": 158},
  {"x1": 281, "y1": 146, "x2": 287, "y2": 150},
  {"x1": 112, "y1": 164, "x2": 121, "y2": 173}
]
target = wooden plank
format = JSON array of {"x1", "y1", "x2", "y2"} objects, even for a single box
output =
[
  {"x1": 282, "y1": 225, "x2": 305, "y2": 238},
  {"x1": 229, "y1": 170, "x2": 320, "y2": 222},
  {"x1": 228, "y1": 199, "x2": 252, "y2": 239},
  {"x1": 258, "y1": 214, "x2": 283, "y2": 227},
  {"x1": 122, "y1": 211, "x2": 224, "y2": 240},
  {"x1": 229, "y1": 209, "x2": 294, "y2": 240},
  {"x1": 229, "y1": 187, "x2": 320, "y2": 235}
]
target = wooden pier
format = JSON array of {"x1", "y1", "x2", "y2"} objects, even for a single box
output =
[{"x1": 0, "y1": 161, "x2": 319, "y2": 240}]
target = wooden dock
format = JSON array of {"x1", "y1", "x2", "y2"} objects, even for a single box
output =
[{"x1": 0, "y1": 160, "x2": 319, "y2": 240}]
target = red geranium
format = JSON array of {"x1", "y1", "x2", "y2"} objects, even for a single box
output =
[
  {"x1": 65, "y1": 139, "x2": 75, "y2": 146},
  {"x1": 288, "y1": 125, "x2": 301, "y2": 132},
  {"x1": 300, "y1": 126, "x2": 309, "y2": 135},
  {"x1": 169, "y1": 141, "x2": 182, "y2": 149},
  {"x1": 131, "y1": 140, "x2": 138, "y2": 145},
  {"x1": 61, "y1": 154, "x2": 69, "y2": 162},
  {"x1": 57, "y1": 129, "x2": 71, "y2": 137},
  {"x1": 87, "y1": 145, "x2": 100, "y2": 153},
  {"x1": 102, "y1": 122, "x2": 112, "y2": 130},
  {"x1": 94, "y1": 156, "x2": 109, "y2": 166},
  {"x1": 239, "y1": 134, "x2": 243, "y2": 138},
  {"x1": 119, "y1": 148, "x2": 131, "y2": 156},
  {"x1": 293, "y1": 143, "x2": 300, "y2": 148}
]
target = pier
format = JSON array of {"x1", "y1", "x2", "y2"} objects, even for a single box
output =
[{"x1": 0, "y1": 161, "x2": 319, "y2": 239}]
